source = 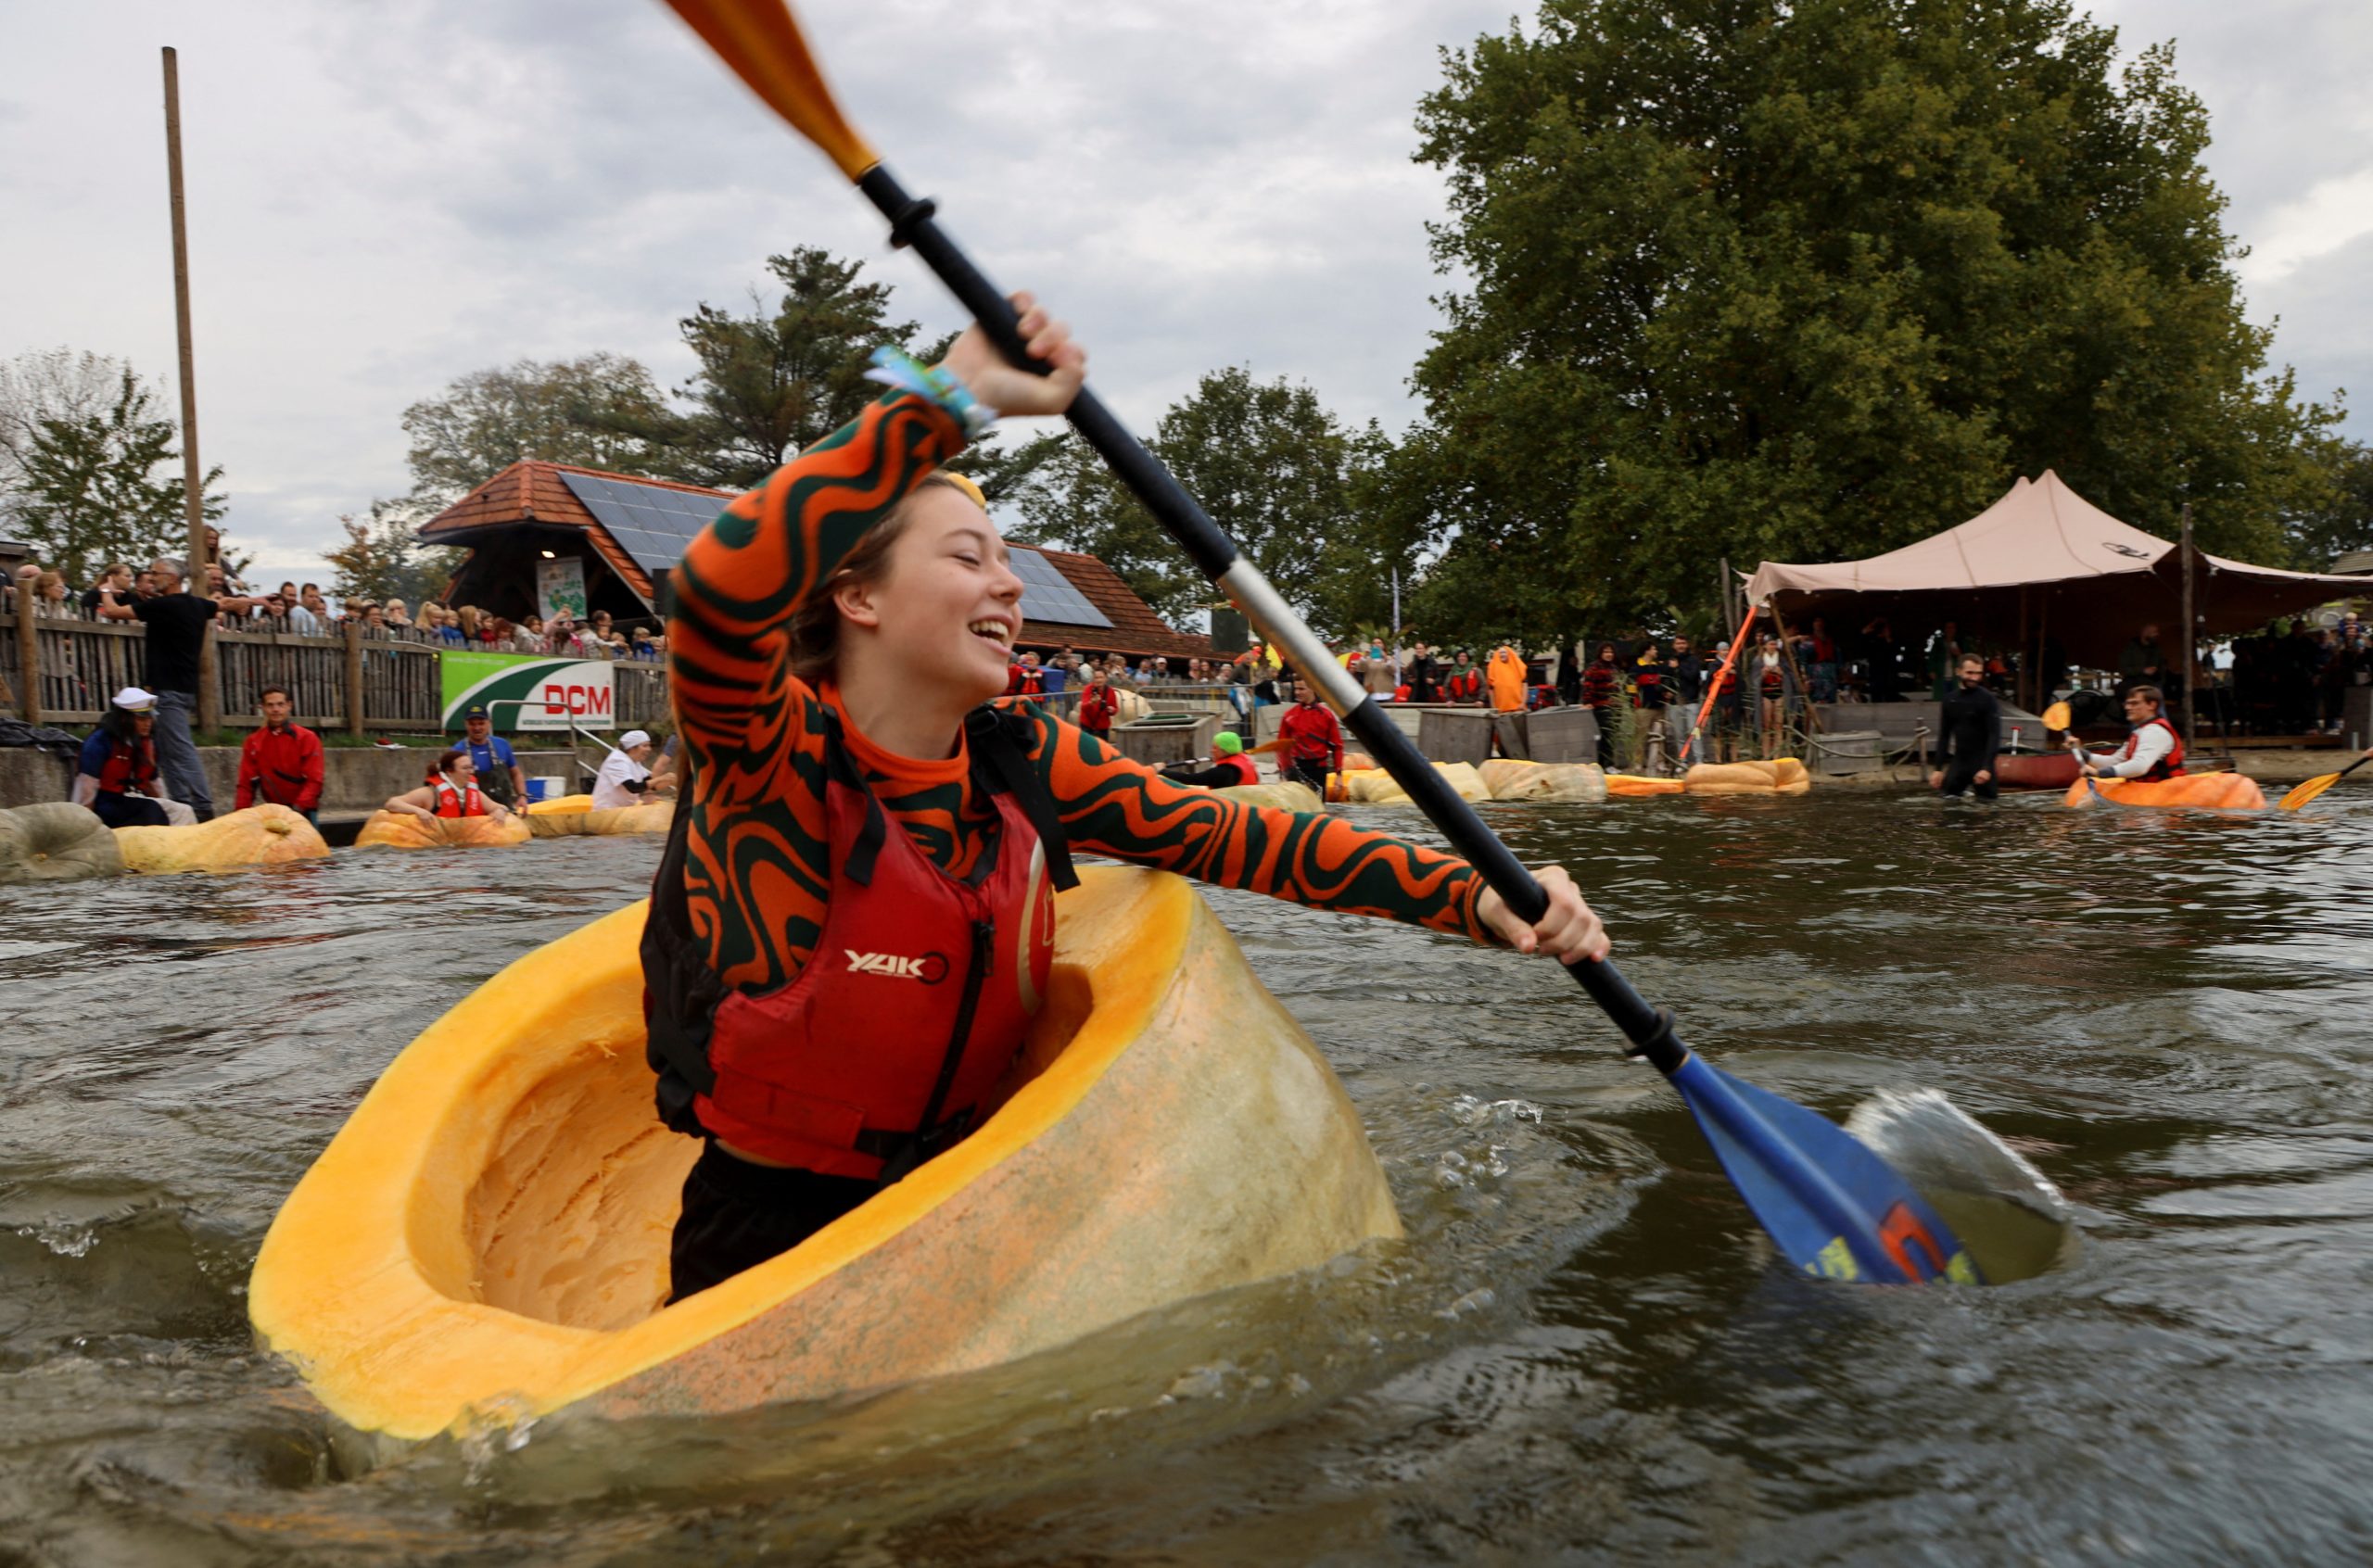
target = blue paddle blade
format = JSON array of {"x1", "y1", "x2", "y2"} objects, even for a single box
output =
[{"x1": 1666, "y1": 1054, "x2": 1982, "y2": 1285}]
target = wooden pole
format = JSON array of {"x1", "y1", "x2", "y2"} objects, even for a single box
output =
[
  {"x1": 344, "y1": 620, "x2": 366, "y2": 738},
  {"x1": 12, "y1": 608, "x2": 38, "y2": 724},
  {"x1": 2180, "y1": 501, "x2": 2197, "y2": 754},
  {"x1": 1770, "y1": 608, "x2": 1823, "y2": 746},
  {"x1": 162, "y1": 46, "x2": 219, "y2": 735}
]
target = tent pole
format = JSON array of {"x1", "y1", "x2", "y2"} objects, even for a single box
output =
[
  {"x1": 2037, "y1": 592, "x2": 2050, "y2": 722},
  {"x1": 2180, "y1": 502, "x2": 2197, "y2": 754},
  {"x1": 2016, "y1": 587, "x2": 2030, "y2": 713}
]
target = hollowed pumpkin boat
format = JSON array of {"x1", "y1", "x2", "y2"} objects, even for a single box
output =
[
  {"x1": 248, "y1": 866, "x2": 1402, "y2": 1443},
  {"x1": 2062, "y1": 772, "x2": 2265, "y2": 811}
]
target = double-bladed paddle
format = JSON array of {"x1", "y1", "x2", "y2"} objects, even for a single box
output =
[{"x1": 657, "y1": 0, "x2": 1976, "y2": 1286}]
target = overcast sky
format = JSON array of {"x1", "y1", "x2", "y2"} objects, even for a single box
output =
[{"x1": 3, "y1": 0, "x2": 2367, "y2": 588}]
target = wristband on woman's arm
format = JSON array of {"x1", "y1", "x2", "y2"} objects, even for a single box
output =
[{"x1": 863, "y1": 347, "x2": 996, "y2": 439}]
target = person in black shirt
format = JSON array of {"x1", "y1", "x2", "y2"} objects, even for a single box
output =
[
  {"x1": 94, "y1": 554, "x2": 255, "y2": 821},
  {"x1": 1928, "y1": 654, "x2": 2000, "y2": 799},
  {"x1": 1664, "y1": 633, "x2": 1707, "y2": 764}
]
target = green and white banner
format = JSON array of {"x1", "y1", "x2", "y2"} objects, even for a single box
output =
[{"x1": 440, "y1": 651, "x2": 616, "y2": 731}]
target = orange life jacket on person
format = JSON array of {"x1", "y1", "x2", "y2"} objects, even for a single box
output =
[
  {"x1": 1213, "y1": 752, "x2": 1258, "y2": 788},
  {"x1": 430, "y1": 777, "x2": 487, "y2": 817},
  {"x1": 2118, "y1": 715, "x2": 2188, "y2": 781},
  {"x1": 641, "y1": 705, "x2": 1079, "y2": 1182}
]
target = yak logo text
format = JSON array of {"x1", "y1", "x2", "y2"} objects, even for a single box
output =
[{"x1": 844, "y1": 950, "x2": 950, "y2": 983}]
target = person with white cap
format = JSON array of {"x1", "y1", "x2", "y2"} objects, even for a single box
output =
[
  {"x1": 590, "y1": 729, "x2": 659, "y2": 811},
  {"x1": 71, "y1": 688, "x2": 196, "y2": 828}
]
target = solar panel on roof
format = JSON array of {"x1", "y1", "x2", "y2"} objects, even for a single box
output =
[
  {"x1": 558, "y1": 472, "x2": 731, "y2": 579},
  {"x1": 561, "y1": 471, "x2": 1113, "y2": 630},
  {"x1": 1010, "y1": 546, "x2": 1112, "y2": 629}
]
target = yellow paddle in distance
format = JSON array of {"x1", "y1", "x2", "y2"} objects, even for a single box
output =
[
  {"x1": 2278, "y1": 754, "x2": 2370, "y2": 812},
  {"x1": 2039, "y1": 701, "x2": 2072, "y2": 732}
]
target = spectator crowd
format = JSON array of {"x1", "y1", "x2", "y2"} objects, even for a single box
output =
[{"x1": 4, "y1": 536, "x2": 666, "y2": 662}]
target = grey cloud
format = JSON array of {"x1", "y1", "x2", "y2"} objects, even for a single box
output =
[{"x1": 1, "y1": 0, "x2": 2365, "y2": 584}]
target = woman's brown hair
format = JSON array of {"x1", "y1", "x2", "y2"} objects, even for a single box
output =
[{"x1": 786, "y1": 474, "x2": 969, "y2": 682}]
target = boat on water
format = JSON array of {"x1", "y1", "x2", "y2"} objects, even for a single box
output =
[
  {"x1": 247, "y1": 866, "x2": 1402, "y2": 1445},
  {"x1": 1989, "y1": 752, "x2": 2081, "y2": 791}
]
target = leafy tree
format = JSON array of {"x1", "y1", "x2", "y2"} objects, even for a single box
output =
[
  {"x1": 1011, "y1": 368, "x2": 1394, "y2": 637},
  {"x1": 0, "y1": 348, "x2": 123, "y2": 499},
  {"x1": 1398, "y1": 0, "x2": 2344, "y2": 637},
  {"x1": 7, "y1": 366, "x2": 224, "y2": 586},
  {"x1": 634, "y1": 247, "x2": 933, "y2": 489},
  {"x1": 399, "y1": 352, "x2": 678, "y2": 506},
  {"x1": 2287, "y1": 440, "x2": 2373, "y2": 570},
  {"x1": 324, "y1": 501, "x2": 464, "y2": 606}
]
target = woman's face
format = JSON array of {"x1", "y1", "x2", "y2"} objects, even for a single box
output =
[
  {"x1": 841, "y1": 486, "x2": 1024, "y2": 706},
  {"x1": 449, "y1": 753, "x2": 476, "y2": 782}
]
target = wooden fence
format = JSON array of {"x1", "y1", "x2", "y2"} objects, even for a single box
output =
[{"x1": 2, "y1": 613, "x2": 611, "y2": 733}]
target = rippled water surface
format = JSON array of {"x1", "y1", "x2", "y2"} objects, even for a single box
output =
[{"x1": 5, "y1": 790, "x2": 2372, "y2": 1565}]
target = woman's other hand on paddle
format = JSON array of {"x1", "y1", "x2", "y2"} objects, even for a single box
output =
[
  {"x1": 942, "y1": 293, "x2": 1085, "y2": 418},
  {"x1": 1478, "y1": 866, "x2": 1609, "y2": 967}
]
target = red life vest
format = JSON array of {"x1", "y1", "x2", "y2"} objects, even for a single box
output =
[
  {"x1": 642, "y1": 705, "x2": 1079, "y2": 1182},
  {"x1": 96, "y1": 734, "x2": 159, "y2": 797},
  {"x1": 2122, "y1": 715, "x2": 2187, "y2": 781},
  {"x1": 1213, "y1": 752, "x2": 1258, "y2": 788},
  {"x1": 431, "y1": 777, "x2": 487, "y2": 817}
]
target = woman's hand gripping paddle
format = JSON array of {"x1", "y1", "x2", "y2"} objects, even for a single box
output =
[
  {"x1": 2279, "y1": 754, "x2": 2371, "y2": 812},
  {"x1": 657, "y1": 0, "x2": 1978, "y2": 1287}
]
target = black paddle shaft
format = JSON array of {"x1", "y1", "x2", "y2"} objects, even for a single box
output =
[{"x1": 857, "y1": 165, "x2": 1687, "y2": 1073}]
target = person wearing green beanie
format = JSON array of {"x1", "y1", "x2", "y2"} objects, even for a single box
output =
[{"x1": 1158, "y1": 730, "x2": 1260, "y2": 790}]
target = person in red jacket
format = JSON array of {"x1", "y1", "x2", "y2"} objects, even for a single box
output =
[
  {"x1": 1275, "y1": 677, "x2": 1343, "y2": 791},
  {"x1": 235, "y1": 685, "x2": 326, "y2": 823},
  {"x1": 1076, "y1": 669, "x2": 1119, "y2": 739}
]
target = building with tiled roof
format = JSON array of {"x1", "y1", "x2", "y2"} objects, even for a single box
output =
[{"x1": 417, "y1": 460, "x2": 1213, "y2": 660}]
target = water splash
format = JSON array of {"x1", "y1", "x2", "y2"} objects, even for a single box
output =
[{"x1": 1846, "y1": 1088, "x2": 2079, "y2": 1283}]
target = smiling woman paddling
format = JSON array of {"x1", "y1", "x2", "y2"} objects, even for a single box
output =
[{"x1": 641, "y1": 296, "x2": 1609, "y2": 1303}]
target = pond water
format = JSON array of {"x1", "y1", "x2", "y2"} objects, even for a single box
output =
[{"x1": 3, "y1": 789, "x2": 2370, "y2": 1564}]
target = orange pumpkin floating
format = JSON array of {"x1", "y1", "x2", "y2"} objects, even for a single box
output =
[
  {"x1": 1605, "y1": 774, "x2": 1686, "y2": 797},
  {"x1": 2062, "y1": 772, "x2": 2265, "y2": 811},
  {"x1": 1682, "y1": 759, "x2": 1811, "y2": 796},
  {"x1": 355, "y1": 810, "x2": 532, "y2": 850}
]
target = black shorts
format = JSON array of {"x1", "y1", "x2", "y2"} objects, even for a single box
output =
[{"x1": 666, "y1": 1141, "x2": 877, "y2": 1303}]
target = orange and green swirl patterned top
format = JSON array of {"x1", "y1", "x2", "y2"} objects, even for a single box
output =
[{"x1": 666, "y1": 391, "x2": 1492, "y2": 994}]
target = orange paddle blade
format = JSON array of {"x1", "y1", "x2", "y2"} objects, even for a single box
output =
[
  {"x1": 662, "y1": 0, "x2": 878, "y2": 178},
  {"x1": 2039, "y1": 701, "x2": 2072, "y2": 731},
  {"x1": 2278, "y1": 772, "x2": 2342, "y2": 812}
]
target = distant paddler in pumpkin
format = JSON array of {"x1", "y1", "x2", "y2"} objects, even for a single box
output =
[
  {"x1": 2068, "y1": 685, "x2": 2185, "y2": 782},
  {"x1": 640, "y1": 297, "x2": 1608, "y2": 1305},
  {"x1": 72, "y1": 687, "x2": 189, "y2": 828},
  {"x1": 384, "y1": 749, "x2": 516, "y2": 826},
  {"x1": 1157, "y1": 730, "x2": 1259, "y2": 790}
]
